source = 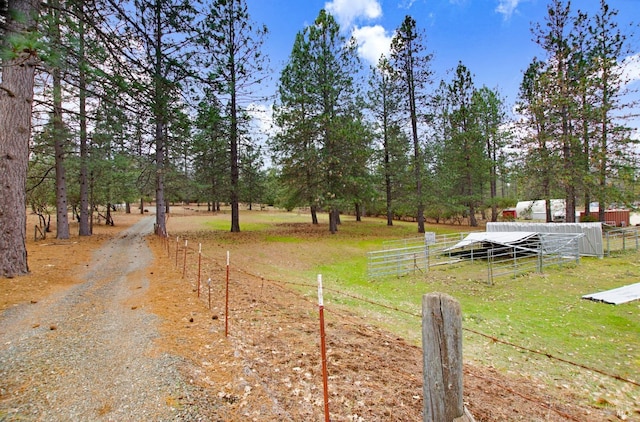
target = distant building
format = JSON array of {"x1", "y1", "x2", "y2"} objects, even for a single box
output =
[{"x1": 515, "y1": 199, "x2": 565, "y2": 221}]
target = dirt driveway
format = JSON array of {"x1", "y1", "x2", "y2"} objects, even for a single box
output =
[{"x1": 0, "y1": 218, "x2": 198, "y2": 420}]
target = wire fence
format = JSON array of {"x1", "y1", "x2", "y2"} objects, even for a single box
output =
[
  {"x1": 604, "y1": 226, "x2": 640, "y2": 255},
  {"x1": 156, "y1": 231, "x2": 639, "y2": 420},
  {"x1": 368, "y1": 232, "x2": 583, "y2": 284}
]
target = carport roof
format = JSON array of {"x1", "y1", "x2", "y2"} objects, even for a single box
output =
[
  {"x1": 445, "y1": 231, "x2": 539, "y2": 251},
  {"x1": 582, "y1": 282, "x2": 640, "y2": 305}
]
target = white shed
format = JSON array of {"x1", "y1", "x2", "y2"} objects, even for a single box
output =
[
  {"x1": 486, "y1": 222, "x2": 603, "y2": 257},
  {"x1": 515, "y1": 199, "x2": 566, "y2": 221}
]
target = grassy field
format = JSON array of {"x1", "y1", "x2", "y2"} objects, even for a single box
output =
[{"x1": 168, "y1": 208, "x2": 640, "y2": 414}]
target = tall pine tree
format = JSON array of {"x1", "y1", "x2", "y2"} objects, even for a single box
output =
[{"x1": 390, "y1": 15, "x2": 433, "y2": 233}]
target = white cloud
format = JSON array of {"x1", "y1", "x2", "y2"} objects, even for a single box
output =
[
  {"x1": 495, "y1": 0, "x2": 521, "y2": 20},
  {"x1": 352, "y1": 25, "x2": 393, "y2": 65},
  {"x1": 325, "y1": 0, "x2": 382, "y2": 29},
  {"x1": 247, "y1": 102, "x2": 275, "y2": 138},
  {"x1": 399, "y1": 0, "x2": 416, "y2": 9}
]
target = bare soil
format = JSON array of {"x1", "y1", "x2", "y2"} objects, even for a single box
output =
[{"x1": 0, "y1": 211, "x2": 628, "y2": 421}]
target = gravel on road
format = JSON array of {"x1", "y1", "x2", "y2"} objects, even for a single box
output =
[{"x1": 0, "y1": 218, "x2": 198, "y2": 421}]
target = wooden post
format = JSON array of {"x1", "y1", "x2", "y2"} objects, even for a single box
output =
[{"x1": 422, "y1": 293, "x2": 475, "y2": 422}]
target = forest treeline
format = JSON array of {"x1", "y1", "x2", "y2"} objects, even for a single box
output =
[{"x1": 0, "y1": 0, "x2": 638, "y2": 275}]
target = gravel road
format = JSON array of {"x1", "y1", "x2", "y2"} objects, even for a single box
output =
[{"x1": 0, "y1": 217, "x2": 198, "y2": 421}]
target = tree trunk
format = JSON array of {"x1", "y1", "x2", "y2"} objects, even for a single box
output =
[
  {"x1": 469, "y1": 203, "x2": 477, "y2": 227},
  {"x1": 52, "y1": 0, "x2": 69, "y2": 240},
  {"x1": 90, "y1": 171, "x2": 95, "y2": 233},
  {"x1": 411, "y1": 102, "x2": 425, "y2": 234},
  {"x1": 78, "y1": 4, "x2": 91, "y2": 236},
  {"x1": 229, "y1": 2, "x2": 240, "y2": 233},
  {"x1": 53, "y1": 70, "x2": 70, "y2": 240},
  {"x1": 153, "y1": 0, "x2": 166, "y2": 236},
  {"x1": 0, "y1": 0, "x2": 41, "y2": 277},
  {"x1": 384, "y1": 137, "x2": 393, "y2": 226},
  {"x1": 310, "y1": 204, "x2": 318, "y2": 225},
  {"x1": 329, "y1": 207, "x2": 338, "y2": 234},
  {"x1": 106, "y1": 203, "x2": 113, "y2": 226}
]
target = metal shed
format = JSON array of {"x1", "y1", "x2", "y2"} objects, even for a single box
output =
[
  {"x1": 486, "y1": 222, "x2": 603, "y2": 258},
  {"x1": 582, "y1": 282, "x2": 640, "y2": 305}
]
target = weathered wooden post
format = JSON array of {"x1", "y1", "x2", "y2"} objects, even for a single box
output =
[{"x1": 422, "y1": 293, "x2": 475, "y2": 422}]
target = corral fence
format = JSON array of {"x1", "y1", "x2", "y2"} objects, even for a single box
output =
[
  {"x1": 484, "y1": 233, "x2": 582, "y2": 281},
  {"x1": 367, "y1": 231, "x2": 583, "y2": 284},
  {"x1": 604, "y1": 226, "x2": 640, "y2": 255}
]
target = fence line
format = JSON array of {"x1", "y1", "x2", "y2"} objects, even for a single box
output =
[
  {"x1": 158, "y1": 233, "x2": 640, "y2": 397},
  {"x1": 605, "y1": 226, "x2": 640, "y2": 255},
  {"x1": 369, "y1": 232, "x2": 583, "y2": 283}
]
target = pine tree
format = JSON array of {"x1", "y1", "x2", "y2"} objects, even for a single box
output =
[
  {"x1": 200, "y1": 0, "x2": 269, "y2": 232},
  {"x1": 445, "y1": 63, "x2": 485, "y2": 227},
  {"x1": 588, "y1": 0, "x2": 636, "y2": 220},
  {"x1": 533, "y1": 0, "x2": 580, "y2": 222},
  {"x1": 193, "y1": 96, "x2": 229, "y2": 212},
  {"x1": 367, "y1": 56, "x2": 406, "y2": 226},
  {"x1": 272, "y1": 9, "x2": 361, "y2": 233},
  {"x1": 390, "y1": 15, "x2": 433, "y2": 233},
  {"x1": 472, "y1": 86, "x2": 509, "y2": 222},
  {"x1": 306, "y1": 9, "x2": 362, "y2": 233},
  {"x1": 517, "y1": 59, "x2": 559, "y2": 222},
  {"x1": 271, "y1": 31, "x2": 322, "y2": 224}
]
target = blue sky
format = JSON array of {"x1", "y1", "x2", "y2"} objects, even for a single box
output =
[{"x1": 246, "y1": 0, "x2": 640, "y2": 112}]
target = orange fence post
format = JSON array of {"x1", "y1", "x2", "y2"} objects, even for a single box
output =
[
  {"x1": 197, "y1": 243, "x2": 202, "y2": 297},
  {"x1": 175, "y1": 236, "x2": 179, "y2": 267},
  {"x1": 207, "y1": 277, "x2": 211, "y2": 310},
  {"x1": 318, "y1": 274, "x2": 330, "y2": 422},
  {"x1": 225, "y1": 251, "x2": 230, "y2": 337},
  {"x1": 182, "y1": 239, "x2": 188, "y2": 278}
]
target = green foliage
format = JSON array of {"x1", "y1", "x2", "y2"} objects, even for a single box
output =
[
  {"x1": 0, "y1": 31, "x2": 42, "y2": 60},
  {"x1": 18, "y1": 0, "x2": 639, "y2": 242},
  {"x1": 271, "y1": 9, "x2": 368, "y2": 232},
  {"x1": 517, "y1": 0, "x2": 637, "y2": 221},
  {"x1": 580, "y1": 214, "x2": 598, "y2": 222}
]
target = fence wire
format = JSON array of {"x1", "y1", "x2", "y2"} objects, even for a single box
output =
[
  {"x1": 604, "y1": 226, "x2": 640, "y2": 255},
  {"x1": 369, "y1": 231, "x2": 583, "y2": 283}
]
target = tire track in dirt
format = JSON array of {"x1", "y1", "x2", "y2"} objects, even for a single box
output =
[{"x1": 0, "y1": 217, "x2": 194, "y2": 421}]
